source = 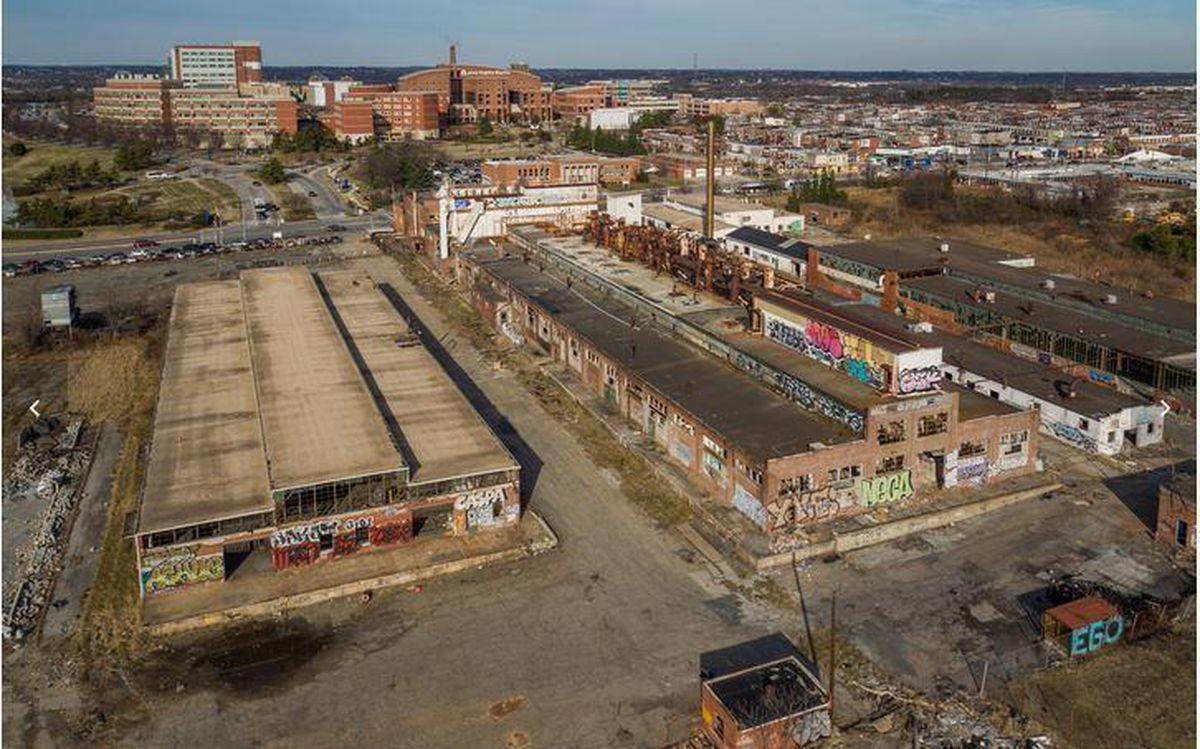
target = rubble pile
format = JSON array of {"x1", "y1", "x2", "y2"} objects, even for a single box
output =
[{"x1": 3, "y1": 418, "x2": 91, "y2": 642}]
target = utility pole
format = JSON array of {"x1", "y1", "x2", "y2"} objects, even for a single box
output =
[
  {"x1": 704, "y1": 119, "x2": 716, "y2": 240},
  {"x1": 828, "y1": 590, "x2": 838, "y2": 728}
]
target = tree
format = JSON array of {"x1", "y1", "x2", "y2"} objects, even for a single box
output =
[
  {"x1": 257, "y1": 157, "x2": 287, "y2": 184},
  {"x1": 8, "y1": 141, "x2": 27, "y2": 157},
  {"x1": 477, "y1": 115, "x2": 494, "y2": 137},
  {"x1": 359, "y1": 142, "x2": 435, "y2": 193},
  {"x1": 113, "y1": 140, "x2": 155, "y2": 171}
]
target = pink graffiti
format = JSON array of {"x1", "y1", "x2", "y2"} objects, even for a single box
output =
[{"x1": 804, "y1": 321, "x2": 844, "y2": 360}]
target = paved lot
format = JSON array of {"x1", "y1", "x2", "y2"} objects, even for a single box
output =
[{"x1": 93, "y1": 251, "x2": 793, "y2": 748}]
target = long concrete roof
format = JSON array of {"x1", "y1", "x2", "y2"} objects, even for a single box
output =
[
  {"x1": 140, "y1": 282, "x2": 272, "y2": 534},
  {"x1": 241, "y1": 267, "x2": 404, "y2": 491},
  {"x1": 317, "y1": 270, "x2": 517, "y2": 484}
]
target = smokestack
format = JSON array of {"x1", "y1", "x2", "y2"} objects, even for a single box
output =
[
  {"x1": 704, "y1": 119, "x2": 716, "y2": 240},
  {"x1": 449, "y1": 44, "x2": 457, "y2": 66}
]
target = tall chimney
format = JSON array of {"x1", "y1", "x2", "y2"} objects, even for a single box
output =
[
  {"x1": 449, "y1": 44, "x2": 457, "y2": 66},
  {"x1": 881, "y1": 269, "x2": 899, "y2": 312},
  {"x1": 704, "y1": 119, "x2": 716, "y2": 240},
  {"x1": 806, "y1": 246, "x2": 821, "y2": 288}
]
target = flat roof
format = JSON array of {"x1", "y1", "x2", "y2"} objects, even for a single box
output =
[
  {"x1": 825, "y1": 237, "x2": 1033, "y2": 275},
  {"x1": 241, "y1": 267, "x2": 403, "y2": 492},
  {"x1": 902, "y1": 275, "x2": 1194, "y2": 362},
  {"x1": 479, "y1": 255, "x2": 853, "y2": 460},
  {"x1": 726, "y1": 226, "x2": 812, "y2": 261},
  {"x1": 1045, "y1": 596, "x2": 1119, "y2": 630},
  {"x1": 707, "y1": 658, "x2": 827, "y2": 728},
  {"x1": 642, "y1": 203, "x2": 732, "y2": 234},
  {"x1": 664, "y1": 192, "x2": 771, "y2": 215},
  {"x1": 700, "y1": 633, "x2": 806, "y2": 680},
  {"x1": 140, "y1": 282, "x2": 272, "y2": 534},
  {"x1": 317, "y1": 270, "x2": 516, "y2": 484}
]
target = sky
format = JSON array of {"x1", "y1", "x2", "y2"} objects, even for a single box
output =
[{"x1": 2, "y1": 0, "x2": 1195, "y2": 71}]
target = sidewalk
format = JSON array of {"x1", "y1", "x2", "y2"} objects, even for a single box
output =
[{"x1": 143, "y1": 513, "x2": 557, "y2": 636}]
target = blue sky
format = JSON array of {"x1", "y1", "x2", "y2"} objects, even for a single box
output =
[{"x1": 2, "y1": 0, "x2": 1195, "y2": 70}]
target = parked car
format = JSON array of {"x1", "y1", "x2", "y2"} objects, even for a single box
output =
[
  {"x1": 327, "y1": 224, "x2": 345, "y2": 232},
  {"x1": 3, "y1": 263, "x2": 20, "y2": 277},
  {"x1": 20, "y1": 260, "x2": 42, "y2": 275},
  {"x1": 307, "y1": 190, "x2": 318, "y2": 197},
  {"x1": 105, "y1": 252, "x2": 128, "y2": 266},
  {"x1": 132, "y1": 239, "x2": 159, "y2": 250}
]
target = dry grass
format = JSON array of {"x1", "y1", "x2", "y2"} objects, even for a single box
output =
[
  {"x1": 843, "y1": 186, "x2": 1195, "y2": 301},
  {"x1": 2, "y1": 135, "x2": 117, "y2": 184},
  {"x1": 1014, "y1": 624, "x2": 1196, "y2": 748},
  {"x1": 67, "y1": 337, "x2": 163, "y2": 682},
  {"x1": 389, "y1": 245, "x2": 692, "y2": 528}
]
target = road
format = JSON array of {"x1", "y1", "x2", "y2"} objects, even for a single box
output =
[
  {"x1": 105, "y1": 251, "x2": 788, "y2": 748},
  {"x1": 0, "y1": 213, "x2": 390, "y2": 263},
  {"x1": 286, "y1": 165, "x2": 347, "y2": 218}
]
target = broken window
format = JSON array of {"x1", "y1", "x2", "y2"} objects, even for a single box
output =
[
  {"x1": 779, "y1": 474, "x2": 813, "y2": 495},
  {"x1": 877, "y1": 420, "x2": 906, "y2": 445},
  {"x1": 876, "y1": 454, "x2": 905, "y2": 473},
  {"x1": 959, "y1": 440, "x2": 987, "y2": 458},
  {"x1": 917, "y1": 412, "x2": 949, "y2": 437},
  {"x1": 1000, "y1": 430, "x2": 1028, "y2": 456}
]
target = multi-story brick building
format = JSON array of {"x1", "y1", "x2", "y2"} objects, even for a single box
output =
[
  {"x1": 93, "y1": 42, "x2": 297, "y2": 147},
  {"x1": 324, "y1": 100, "x2": 375, "y2": 144},
  {"x1": 674, "y1": 94, "x2": 765, "y2": 119},
  {"x1": 395, "y1": 45, "x2": 553, "y2": 126},
  {"x1": 481, "y1": 155, "x2": 641, "y2": 187},
  {"x1": 551, "y1": 84, "x2": 607, "y2": 121},
  {"x1": 92, "y1": 74, "x2": 174, "y2": 126},
  {"x1": 347, "y1": 89, "x2": 440, "y2": 140}
]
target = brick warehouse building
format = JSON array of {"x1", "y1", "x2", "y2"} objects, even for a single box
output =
[
  {"x1": 395, "y1": 45, "x2": 553, "y2": 126},
  {"x1": 458, "y1": 244, "x2": 1038, "y2": 552},
  {"x1": 135, "y1": 267, "x2": 519, "y2": 597}
]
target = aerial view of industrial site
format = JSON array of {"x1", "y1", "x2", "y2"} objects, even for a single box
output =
[{"x1": 0, "y1": 1, "x2": 1195, "y2": 746}]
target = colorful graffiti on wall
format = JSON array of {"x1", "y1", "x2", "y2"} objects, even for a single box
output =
[
  {"x1": 955, "y1": 456, "x2": 988, "y2": 484},
  {"x1": 1045, "y1": 418, "x2": 1097, "y2": 452},
  {"x1": 733, "y1": 351, "x2": 866, "y2": 433},
  {"x1": 897, "y1": 365, "x2": 941, "y2": 394},
  {"x1": 271, "y1": 516, "x2": 373, "y2": 549},
  {"x1": 857, "y1": 471, "x2": 914, "y2": 508},
  {"x1": 765, "y1": 316, "x2": 887, "y2": 391},
  {"x1": 1069, "y1": 614, "x2": 1124, "y2": 657},
  {"x1": 455, "y1": 486, "x2": 509, "y2": 529},
  {"x1": 140, "y1": 545, "x2": 224, "y2": 594},
  {"x1": 767, "y1": 483, "x2": 856, "y2": 533}
]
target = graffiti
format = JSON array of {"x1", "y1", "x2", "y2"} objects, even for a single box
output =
[
  {"x1": 271, "y1": 516, "x2": 375, "y2": 549},
  {"x1": 1037, "y1": 351, "x2": 1052, "y2": 366},
  {"x1": 733, "y1": 484, "x2": 768, "y2": 529},
  {"x1": 732, "y1": 349, "x2": 866, "y2": 432},
  {"x1": 333, "y1": 533, "x2": 360, "y2": 558},
  {"x1": 1045, "y1": 419, "x2": 1097, "y2": 452},
  {"x1": 857, "y1": 471, "x2": 914, "y2": 508},
  {"x1": 767, "y1": 483, "x2": 856, "y2": 534},
  {"x1": 141, "y1": 545, "x2": 224, "y2": 593},
  {"x1": 870, "y1": 394, "x2": 944, "y2": 416},
  {"x1": 767, "y1": 315, "x2": 886, "y2": 392},
  {"x1": 371, "y1": 522, "x2": 411, "y2": 546},
  {"x1": 501, "y1": 321, "x2": 524, "y2": 347},
  {"x1": 804, "y1": 320, "x2": 844, "y2": 361},
  {"x1": 274, "y1": 542, "x2": 319, "y2": 570},
  {"x1": 956, "y1": 456, "x2": 988, "y2": 484},
  {"x1": 844, "y1": 356, "x2": 886, "y2": 390},
  {"x1": 897, "y1": 365, "x2": 941, "y2": 394},
  {"x1": 456, "y1": 487, "x2": 507, "y2": 528},
  {"x1": 1087, "y1": 369, "x2": 1115, "y2": 385},
  {"x1": 1069, "y1": 614, "x2": 1124, "y2": 657},
  {"x1": 995, "y1": 451, "x2": 1028, "y2": 472},
  {"x1": 773, "y1": 370, "x2": 865, "y2": 432}
]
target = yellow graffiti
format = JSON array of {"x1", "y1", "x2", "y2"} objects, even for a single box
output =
[{"x1": 141, "y1": 548, "x2": 224, "y2": 593}]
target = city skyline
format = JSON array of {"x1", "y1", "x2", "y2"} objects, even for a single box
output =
[{"x1": 3, "y1": 0, "x2": 1196, "y2": 72}]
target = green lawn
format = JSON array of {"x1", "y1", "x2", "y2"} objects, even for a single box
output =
[{"x1": 2, "y1": 135, "x2": 118, "y2": 185}]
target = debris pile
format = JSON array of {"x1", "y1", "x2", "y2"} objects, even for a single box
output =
[{"x1": 3, "y1": 417, "x2": 91, "y2": 642}]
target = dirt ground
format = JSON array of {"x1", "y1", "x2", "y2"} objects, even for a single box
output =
[{"x1": 1015, "y1": 623, "x2": 1196, "y2": 748}]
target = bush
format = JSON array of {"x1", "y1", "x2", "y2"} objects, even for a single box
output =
[
  {"x1": 256, "y1": 157, "x2": 287, "y2": 184},
  {"x1": 2, "y1": 228, "x2": 84, "y2": 240},
  {"x1": 8, "y1": 141, "x2": 28, "y2": 156}
]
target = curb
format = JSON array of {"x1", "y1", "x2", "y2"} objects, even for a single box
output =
[
  {"x1": 145, "y1": 511, "x2": 559, "y2": 637},
  {"x1": 754, "y1": 482, "x2": 1063, "y2": 571}
]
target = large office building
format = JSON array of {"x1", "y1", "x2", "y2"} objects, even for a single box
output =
[
  {"x1": 169, "y1": 41, "x2": 263, "y2": 87},
  {"x1": 135, "y1": 267, "x2": 519, "y2": 598},
  {"x1": 395, "y1": 45, "x2": 553, "y2": 126},
  {"x1": 93, "y1": 42, "x2": 296, "y2": 146}
]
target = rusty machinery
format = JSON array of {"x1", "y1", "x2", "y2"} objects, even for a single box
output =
[{"x1": 583, "y1": 210, "x2": 765, "y2": 309}]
